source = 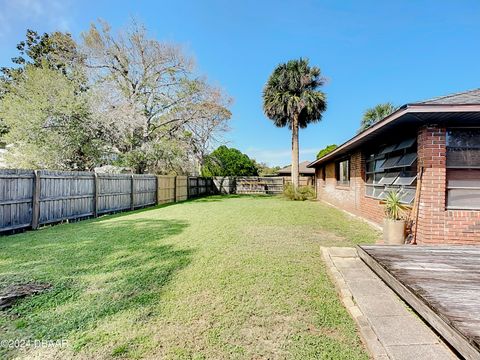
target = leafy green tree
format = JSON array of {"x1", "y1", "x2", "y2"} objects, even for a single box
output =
[
  {"x1": 255, "y1": 161, "x2": 281, "y2": 176},
  {"x1": 0, "y1": 65, "x2": 104, "y2": 170},
  {"x1": 201, "y1": 146, "x2": 258, "y2": 176},
  {"x1": 359, "y1": 103, "x2": 396, "y2": 132},
  {"x1": 1, "y1": 29, "x2": 85, "y2": 137},
  {"x1": 263, "y1": 58, "x2": 327, "y2": 190},
  {"x1": 316, "y1": 144, "x2": 337, "y2": 159},
  {"x1": 1, "y1": 29, "x2": 83, "y2": 79}
]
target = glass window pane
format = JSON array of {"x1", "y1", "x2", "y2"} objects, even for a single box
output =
[
  {"x1": 447, "y1": 169, "x2": 480, "y2": 188},
  {"x1": 393, "y1": 172, "x2": 417, "y2": 186},
  {"x1": 395, "y1": 138, "x2": 416, "y2": 151},
  {"x1": 378, "y1": 172, "x2": 400, "y2": 185},
  {"x1": 447, "y1": 189, "x2": 480, "y2": 209},
  {"x1": 366, "y1": 160, "x2": 374, "y2": 173},
  {"x1": 337, "y1": 159, "x2": 349, "y2": 184},
  {"x1": 375, "y1": 159, "x2": 385, "y2": 171},
  {"x1": 398, "y1": 188, "x2": 416, "y2": 204},
  {"x1": 378, "y1": 188, "x2": 399, "y2": 200},
  {"x1": 395, "y1": 153, "x2": 417, "y2": 167},
  {"x1": 374, "y1": 173, "x2": 385, "y2": 184},
  {"x1": 447, "y1": 129, "x2": 480, "y2": 168},
  {"x1": 365, "y1": 185, "x2": 384, "y2": 198},
  {"x1": 447, "y1": 148, "x2": 480, "y2": 168},
  {"x1": 447, "y1": 129, "x2": 480, "y2": 148},
  {"x1": 379, "y1": 144, "x2": 397, "y2": 155},
  {"x1": 382, "y1": 155, "x2": 402, "y2": 169},
  {"x1": 365, "y1": 185, "x2": 374, "y2": 196}
]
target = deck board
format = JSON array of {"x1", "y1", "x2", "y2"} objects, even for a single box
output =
[{"x1": 358, "y1": 245, "x2": 480, "y2": 360}]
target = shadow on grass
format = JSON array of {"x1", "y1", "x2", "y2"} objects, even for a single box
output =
[
  {"x1": 185, "y1": 194, "x2": 274, "y2": 203},
  {"x1": 0, "y1": 217, "x2": 193, "y2": 350}
]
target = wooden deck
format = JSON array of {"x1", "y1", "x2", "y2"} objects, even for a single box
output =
[{"x1": 357, "y1": 245, "x2": 480, "y2": 360}]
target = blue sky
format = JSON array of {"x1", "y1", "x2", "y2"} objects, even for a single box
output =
[{"x1": 1, "y1": 0, "x2": 479, "y2": 166}]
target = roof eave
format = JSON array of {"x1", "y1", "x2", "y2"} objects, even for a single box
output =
[{"x1": 307, "y1": 103, "x2": 480, "y2": 168}]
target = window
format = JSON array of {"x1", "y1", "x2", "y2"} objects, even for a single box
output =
[
  {"x1": 365, "y1": 137, "x2": 417, "y2": 204},
  {"x1": 446, "y1": 129, "x2": 480, "y2": 210},
  {"x1": 321, "y1": 166, "x2": 326, "y2": 184},
  {"x1": 336, "y1": 159, "x2": 350, "y2": 186}
]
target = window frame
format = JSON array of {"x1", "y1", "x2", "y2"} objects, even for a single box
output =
[
  {"x1": 446, "y1": 128, "x2": 480, "y2": 210},
  {"x1": 365, "y1": 137, "x2": 417, "y2": 205},
  {"x1": 336, "y1": 158, "x2": 350, "y2": 186}
]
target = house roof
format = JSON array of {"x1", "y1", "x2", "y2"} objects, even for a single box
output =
[
  {"x1": 278, "y1": 161, "x2": 316, "y2": 175},
  {"x1": 308, "y1": 89, "x2": 480, "y2": 168},
  {"x1": 415, "y1": 88, "x2": 480, "y2": 105}
]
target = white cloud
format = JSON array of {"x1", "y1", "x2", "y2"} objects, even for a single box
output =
[
  {"x1": 0, "y1": 0, "x2": 72, "y2": 38},
  {"x1": 245, "y1": 147, "x2": 318, "y2": 167}
]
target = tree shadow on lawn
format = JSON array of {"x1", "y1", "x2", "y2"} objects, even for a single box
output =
[
  {"x1": 187, "y1": 194, "x2": 274, "y2": 203},
  {"x1": 0, "y1": 217, "x2": 193, "y2": 350}
]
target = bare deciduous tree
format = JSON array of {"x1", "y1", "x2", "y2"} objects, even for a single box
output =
[{"x1": 82, "y1": 20, "x2": 232, "y2": 174}]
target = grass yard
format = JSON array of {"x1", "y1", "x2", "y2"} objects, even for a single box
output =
[{"x1": 0, "y1": 195, "x2": 379, "y2": 359}]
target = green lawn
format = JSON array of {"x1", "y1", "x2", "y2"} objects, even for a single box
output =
[{"x1": 0, "y1": 195, "x2": 379, "y2": 359}]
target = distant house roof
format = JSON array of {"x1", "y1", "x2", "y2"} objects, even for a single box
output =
[
  {"x1": 308, "y1": 89, "x2": 480, "y2": 168},
  {"x1": 278, "y1": 161, "x2": 315, "y2": 175}
]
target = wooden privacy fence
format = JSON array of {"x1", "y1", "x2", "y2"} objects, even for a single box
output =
[
  {"x1": 283, "y1": 176, "x2": 315, "y2": 187},
  {"x1": 233, "y1": 177, "x2": 285, "y2": 195},
  {"x1": 0, "y1": 172, "x2": 303, "y2": 234},
  {"x1": 212, "y1": 176, "x2": 286, "y2": 195},
  {"x1": 0, "y1": 170, "x2": 210, "y2": 233},
  {"x1": 188, "y1": 177, "x2": 215, "y2": 198}
]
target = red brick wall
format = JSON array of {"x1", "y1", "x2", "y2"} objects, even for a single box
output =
[
  {"x1": 416, "y1": 126, "x2": 480, "y2": 244},
  {"x1": 315, "y1": 125, "x2": 480, "y2": 244},
  {"x1": 315, "y1": 151, "x2": 385, "y2": 224}
]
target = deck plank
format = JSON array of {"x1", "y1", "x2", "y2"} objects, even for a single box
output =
[{"x1": 358, "y1": 245, "x2": 480, "y2": 360}]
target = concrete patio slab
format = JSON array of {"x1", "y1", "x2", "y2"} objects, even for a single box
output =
[{"x1": 321, "y1": 247, "x2": 458, "y2": 360}]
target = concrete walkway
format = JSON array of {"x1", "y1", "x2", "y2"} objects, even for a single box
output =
[{"x1": 321, "y1": 247, "x2": 458, "y2": 360}]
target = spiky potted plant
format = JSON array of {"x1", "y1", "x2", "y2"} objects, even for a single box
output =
[{"x1": 382, "y1": 190, "x2": 407, "y2": 245}]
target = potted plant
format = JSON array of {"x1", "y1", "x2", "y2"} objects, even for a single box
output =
[{"x1": 382, "y1": 190, "x2": 407, "y2": 245}]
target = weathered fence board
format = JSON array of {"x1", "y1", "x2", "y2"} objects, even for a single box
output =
[
  {"x1": 176, "y1": 176, "x2": 188, "y2": 202},
  {"x1": 188, "y1": 177, "x2": 214, "y2": 197},
  {"x1": 0, "y1": 169, "x2": 34, "y2": 231},
  {"x1": 283, "y1": 176, "x2": 314, "y2": 187},
  {"x1": 0, "y1": 171, "x2": 291, "y2": 234},
  {"x1": 1, "y1": 171, "x2": 170, "y2": 233},
  {"x1": 38, "y1": 170, "x2": 95, "y2": 225},
  {"x1": 213, "y1": 177, "x2": 236, "y2": 194},
  {"x1": 236, "y1": 177, "x2": 284, "y2": 195},
  {"x1": 133, "y1": 174, "x2": 156, "y2": 208},
  {"x1": 97, "y1": 174, "x2": 132, "y2": 214},
  {"x1": 157, "y1": 176, "x2": 176, "y2": 204}
]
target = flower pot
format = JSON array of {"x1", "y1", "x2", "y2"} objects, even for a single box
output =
[{"x1": 383, "y1": 219, "x2": 406, "y2": 245}]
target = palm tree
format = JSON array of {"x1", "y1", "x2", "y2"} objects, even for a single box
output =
[
  {"x1": 262, "y1": 58, "x2": 327, "y2": 191},
  {"x1": 359, "y1": 103, "x2": 396, "y2": 132}
]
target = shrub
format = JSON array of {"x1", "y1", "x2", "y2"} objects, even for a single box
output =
[
  {"x1": 383, "y1": 190, "x2": 408, "y2": 220},
  {"x1": 283, "y1": 184, "x2": 315, "y2": 201}
]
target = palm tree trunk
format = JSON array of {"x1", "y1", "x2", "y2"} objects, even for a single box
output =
[{"x1": 291, "y1": 113, "x2": 300, "y2": 191}]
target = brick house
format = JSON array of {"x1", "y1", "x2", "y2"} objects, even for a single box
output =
[{"x1": 308, "y1": 89, "x2": 480, "y2": 245}]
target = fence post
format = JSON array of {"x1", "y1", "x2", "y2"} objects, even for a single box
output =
[
  {"x1": 155, "y1": 176, "x2": 159, "y2": 205},
  {"x1": 173, "y1": 176, "x2": 177, "y2": 202},
  {"x1": 130, "y1": 174, "x2": 135, "y2": 210},
  {"x1": 31, "y1": 170, "x2": 41, "y2": 229},
  {"x1": 93, "y1": 173, "x2": 99, "y2": 217}
]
